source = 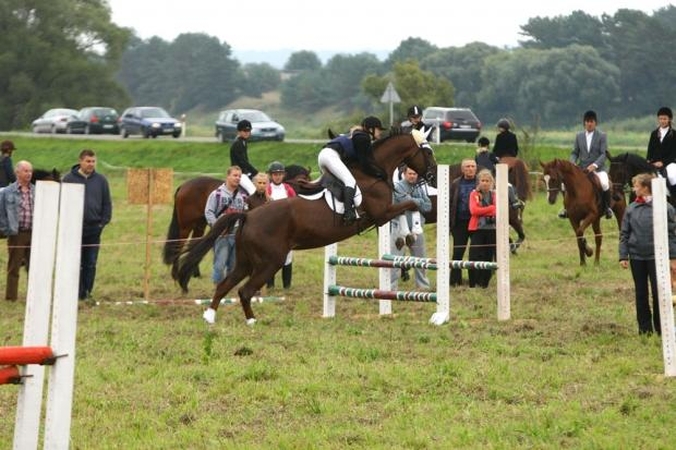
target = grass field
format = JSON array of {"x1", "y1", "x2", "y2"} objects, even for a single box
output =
[{"x1": 1, "y1": 136, "x2": 674, "y2": 449}]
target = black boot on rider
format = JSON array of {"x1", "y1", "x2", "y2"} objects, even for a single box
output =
[
  {"x1": 342, "y1": 186, "x2": 357, "y2": 224},
  {"x1": 602, "y1": 190, "x2": 613, "y2": 219},
  {"x1": 282, "y1": 264, "x2": 292, "y2": 289}
]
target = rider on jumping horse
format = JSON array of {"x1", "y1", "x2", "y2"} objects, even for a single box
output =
[{"x1": 318, "y1": 116, "x2": 388, "y2": 224}]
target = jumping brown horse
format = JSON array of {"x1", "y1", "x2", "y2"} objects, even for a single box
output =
[
  {"x1": 541, "y1": 158, "x2": 626, "y2": 265},
  {"x1": 162, "y1": 166, "x2": 311, "y2": 274},
  {"x1": 424, "y1": 156, "x2": 531, "y2": 254},
  {"x1": 173, "y1": 130, "x2": 437, "y2": 324}
]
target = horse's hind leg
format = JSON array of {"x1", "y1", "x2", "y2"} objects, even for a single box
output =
[
  {"x1": 190, "y1": 223, "x2": 208, "y2": 278},
  {"x1": 203, "y1": 265, "x2": 250, "y2": 324},
  {"x1": 238, "y1": 260, "x2": 286, "y2": 325}
]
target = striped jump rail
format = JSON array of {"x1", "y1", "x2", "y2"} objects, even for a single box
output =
[
  {"x1": 328, "y1": 285, "x2": 437, "y2": 302},
  {"x1": 382, "y1": 254, "x2": 498, "y2": 270}
]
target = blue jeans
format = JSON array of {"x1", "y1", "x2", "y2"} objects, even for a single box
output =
[
  {"x1": 80, "y1": 225, "x2": 103, "y2": 299},
  {"x1": 212, "y1": 234, "x2": 236, "y2": 284}
]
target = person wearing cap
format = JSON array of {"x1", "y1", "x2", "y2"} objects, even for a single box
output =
[
  {"x1": 265, "y1": 161, "x2": 297, "y2": 289},
  {"x1": 646, "y1": 106, "x2": 676, "y2": 197},
  {"x1": 0, "y1": 140, "x2": 17, "y2": 188},
  {"x1": 493, "y1": 118, "x2": 519, "y2": 158},
  {"x1": 563, "y1": 110, "x2": 613, "y2": 219},
  {"x1": 229, "y1": 119, "x2": 258, "y2": 196},
  {"x1": 318, "y1": 116, "x2": 387, "y2": 224}
]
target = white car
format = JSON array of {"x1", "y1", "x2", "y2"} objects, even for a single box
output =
[{"x1": 31, "y1": 108, "x2": 79, "y2": 134}]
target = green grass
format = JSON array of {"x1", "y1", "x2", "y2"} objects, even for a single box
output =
[{"x1": 0, "y1": 136, "x2": 672, "y2": 449}]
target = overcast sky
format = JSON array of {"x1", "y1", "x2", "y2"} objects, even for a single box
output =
[{"x1": 107, "y1": 1, "x2": 670, "y2": 53}]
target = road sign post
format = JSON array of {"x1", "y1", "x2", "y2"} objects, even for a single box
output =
[{"x1": 380, "y1": 82, "x2": 401, "y2": 126}]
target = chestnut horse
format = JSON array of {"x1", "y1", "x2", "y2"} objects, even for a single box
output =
[
  {"x1": 173, "y1": 130, "x2": 437, "y2": 324},
  {"x1": 162, "y1": 165, "x2": 311, "y2": 275},
  {"x1": 541, "y1": 159, "x2": 625, "y2": 265}
]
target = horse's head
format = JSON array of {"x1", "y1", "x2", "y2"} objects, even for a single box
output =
[
  {"x1": 371, "y1": 129, "x2": 437, "y2": 187},
  {"x1": 284, "y1": 164, "x2": 311, "y2": 183},
  {"x1": 540, "y1": 159, "x2": 564, "y2": 205}
]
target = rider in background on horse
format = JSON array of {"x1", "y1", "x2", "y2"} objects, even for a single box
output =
[
  {"x1": 403, "y1": 105, "x2": 432, "y2": 138},
  {"x1": 0, "y1": 140, "x2": 17, "y2": 188},
  {"x1": 646, "y1": 106, "x2": 676, "y2": 197},
  {"x1": 562, "y1": 110, "x2": 613, "y2": 220},
  {"x1": 229, "y1": 119, "x2": 258, "y2": 196},
  {"x1": 493, "y1": 118, "x2": 519, "y2": 158},
  {"x1": 476, "y1": 136, "x2": 523, "y2": 210},
  {"x1": 266, "y1": 161, "x2": 297, "y2": 289},
  {"x1": 318, "y1": 116, "x2": 387, "y2": 224}
]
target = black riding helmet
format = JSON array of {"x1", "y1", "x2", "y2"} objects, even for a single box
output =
[
  {"x1": 407, "y1": 105, "x2": 423, "y2": 118},
  {"x1": 657, "y1": 106, "x2": 673, "y2": 119},
  {"x1": 237, "y1": 119, "x2": 252, "y2": 131},
  {"x1": 496, "y1": 118, "x2": 510, "y2": 130},
  {"x1": 361, "y1": 116, "x2": 386, "y2": 131},
  {"x1": 267, "y1": 161, "x2": 285, "y2": 173}
]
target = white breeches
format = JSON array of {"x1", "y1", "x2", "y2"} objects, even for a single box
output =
[
  {"x1": 594, "y1": 170, "x2": 609, "y2": 191},
  {"x1": 318, "y1": 147, "x2": 357, "y2": 188},
  {"x1": 666, "y1": 163, "x2": 676, "y2": 186},
  {"x1": 240, "y1": 174, "x2": 256, "y2": 195}
]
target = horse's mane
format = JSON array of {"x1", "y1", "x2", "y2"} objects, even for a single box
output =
[
  {"x1": 621, "y1": 152, "x2": 653, "y2": 171},
  {"x1": 284, "y1": 164, "x2": 311, "y2": 182}
]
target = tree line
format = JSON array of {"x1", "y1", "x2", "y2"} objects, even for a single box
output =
[{"x1": 1, "y1": 1, "x2": 674, "y2": 131}]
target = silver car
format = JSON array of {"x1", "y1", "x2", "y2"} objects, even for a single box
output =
[
  {"x1": 31, "y1": 108, "x2": 79, "y2": 134},
  {"x1": 215, "y1": 109, "x2": 285, "y2": 143}
]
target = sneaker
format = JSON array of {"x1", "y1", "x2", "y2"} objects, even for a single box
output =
[
  {"x1": 203, "y1": 308, "x2": 216, "y2": 324},
  {"x1": 558, "y1": 209, "x2": 567, "y2": 219}
]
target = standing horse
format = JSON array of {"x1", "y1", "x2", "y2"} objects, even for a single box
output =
[
  {"x1": 606, "y1": 151, "x2": 673, "y2": 206},
  {"x1": 173, "y1": 130, "x2": 437, "y2": 324},
  {"x1": 424, "y1": 156, "x2": 531, "y2": 254},
  {"x1": 541, "y1": 159, "x2": 626, "y2": 265},
  {"x1": 162, "y1": 166, "x2": 312, "y2": 274}
]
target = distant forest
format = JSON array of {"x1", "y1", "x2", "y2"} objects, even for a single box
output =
[{"x1": 1, "y1": 1, "x2": 675, "y2": 130}]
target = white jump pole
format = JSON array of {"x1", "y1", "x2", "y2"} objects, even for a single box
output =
[
  {"x1": 430, "y1": 164, "x2": 450, "y2": 325},
  {"x1": 495, "y1": 164, "x2": 511, "y2": 320},
  {"x1": 323, "y1": 243, "x2": 337, "y2": 318},
  {"x1": 651, "y1": 177, "x2": 676, "y2": 376},
  {"x1": 13, "y1": 182, "x2": 61, "y2": 450},
  {"x1": 44, "y1": 183, "x2": 84, "y2": 448},
  {"x1": 377, "y1": 224, "x2": 393, "y2": 315}
]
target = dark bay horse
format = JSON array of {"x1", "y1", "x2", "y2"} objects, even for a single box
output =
[
  {"x1": 162, "y1": 165, "x2": 312, "y2": 274},
  {"x1": 606, "y1": 151, "x2": 674, "y2": 206},
  {"x1": 541, "y1": 159, "x2": 626, "y2": 265},
  {"x1": 424, "y1": 156, "x2": 531, "y2": 254},
  {"x1": 173, "y1": 130, "x2": 437, "y2": 324}
]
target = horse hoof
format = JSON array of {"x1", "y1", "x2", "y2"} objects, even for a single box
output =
[
  {"x1": 203, "y1": 308, "x2": 216, "y2": 324},
  {"x1": 395, "y1": 237, "x2": 405, "y2": 250},
  {"x1": 246, "y1": 318, "x2": 257, "y2": 326}
]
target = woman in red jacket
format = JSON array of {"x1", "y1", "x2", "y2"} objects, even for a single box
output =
[{"x1": 468, "y1": 169, "x2": 497, "y2": 288}]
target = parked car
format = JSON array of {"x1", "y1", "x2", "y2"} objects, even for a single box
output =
[
  {"x1": 119, "y1": 106, "x2": 182, "y2": 138},
  {"x1": 31, "y1": 108, "x2": 79, "y2": 134},
  {"x1": 66, "y1": 107, "x2": 120, "y2": 135},
  {"x1": 215, "y1": 109, "x2": 285, "y2": 142},
  {"x1": 401, "y1": 107, "x2": 482, "y2": 143}
]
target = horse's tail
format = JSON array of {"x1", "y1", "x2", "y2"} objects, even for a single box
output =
[
  {"x1": 172, "y1": 213, "x2": 247, "y2": 292},
  {"x1": 163, "y1": 199, "x2": 181, "y2": 265}
]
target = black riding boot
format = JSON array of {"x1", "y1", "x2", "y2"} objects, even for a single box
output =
[
  {"x1": 602, "y1": 190, "x2": 613, "y2": 219},
  {"x1": 343, "y1": 186, "x2": 357, "y2": 224},
  {"x1": 282, "y1": 264, "x2": 292, "y2": 289}
]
